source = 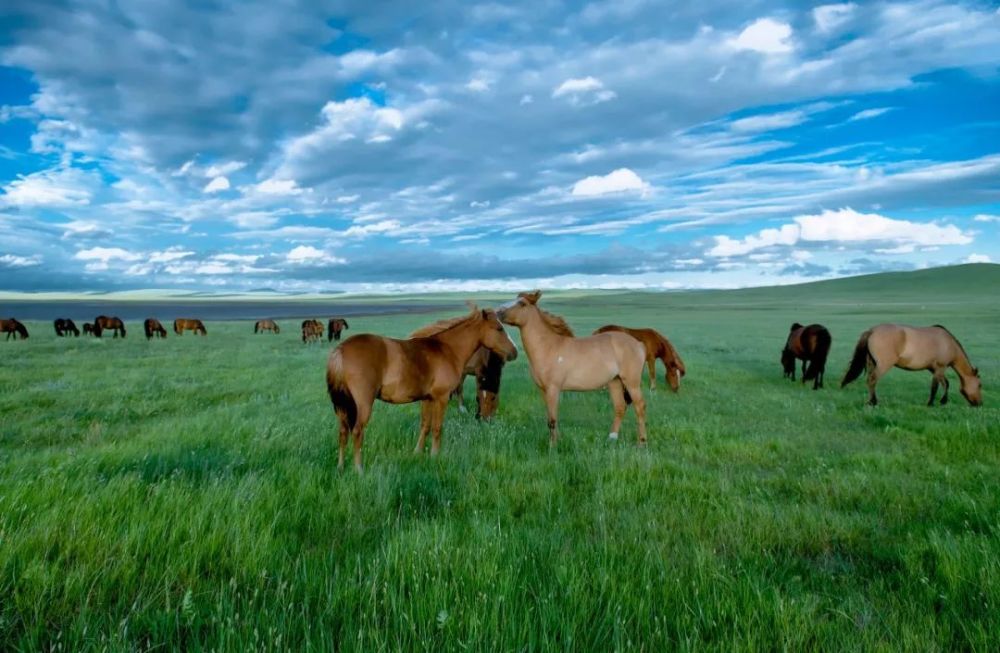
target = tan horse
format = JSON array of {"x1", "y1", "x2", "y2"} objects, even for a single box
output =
[
  {"x1": 302, "y1": 319, "x2": 323, "y2": 343},
  {"x1": 498, "y1": 291, "x2": 648, "y2": 446},
  {"x1": 255, "y1": 319, "x2": 280, "y2": 334},
  {"x1": 327, "y1": 305, "x2": 518, "y2": 471},
  {"x1": 842, "y1": 324, "x2": 982, "y2": 406},
  {"x1": 174, "y1": 318, "x2": 207, "y2": 336},
  {"x1": 593, "y1": 325, "x2": 685, "y2": 391},
  {"x1": 1, "y1": 318, "x2": 29, "y2": 340}
]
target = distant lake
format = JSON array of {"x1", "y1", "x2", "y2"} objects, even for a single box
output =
[{"x1": 1, "y1": 301, "x2": 453, "y2": 322}]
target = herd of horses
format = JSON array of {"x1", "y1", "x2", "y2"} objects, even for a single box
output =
[{"x1": 3, "y1": 290, "x2": 985, "y2": 472}]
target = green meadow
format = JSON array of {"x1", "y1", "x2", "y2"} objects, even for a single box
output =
[{"x1": 2, "y1": 264, "x2": 999, "y2": 651}]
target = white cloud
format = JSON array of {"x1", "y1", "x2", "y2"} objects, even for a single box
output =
[
  {"x1": 73, "y1": 246, "x2": 142, "y2": 270},
  {"x1": 730, "y1": 110, "x2": 807, "y2": 132},
  {"x1": 847, "y1": 107, "x2": 893, "y2": 122},
  {"x1": 148, "y1": 248, "x2": 193, "y2": 263},
  {"x1": 965, "y1": 253, "x2": 992, "y2": 263},
  {"x1": 204, "y1": 161, "x2": 246, "y2": 177},
  {"x1": 203, "y1": 176, "x2": 230, "y2": 193},
  {"x1": 1, "y1": 167, "x2": 93, "y2": 208},
  {"x1": 336, "y1": 194, "x2": 360, "y2": 203},
  {"x1": 708, "y1": 208, "x2": 972, "y2": 257},
  {"x1": 254, "y1": 178, "x2": 303, "y2": 195},
  {"x1": 466, "y1": 78, "x2": 491, "y2": 92},
  {"x1": 571, "y1": 168, "x2": 651, "y2": 197},
  {"x1": 519, "y1": 94, "x2": 534, "y2": 105},
  {"x1": 813, "y1": 3, "x2": 856, "y2": 33},
  {"x1": 286, "y1": 245, "x2": 325, "y2": 261},
  {"x1": 0, "y1": 253, "x2": 42, "y2": 268},
  {"x1": 552, "y1": 76, "x2": 616, "y2": 105},
  {"x1": 342, "y1": 219, "x2": 402, "y2": 238},
  {"x1": 729, "y1": 18, "x2": 794, "y2": 54},
  {"x1": 973, "y1": 214, "x2": 999, "y2": 223}
]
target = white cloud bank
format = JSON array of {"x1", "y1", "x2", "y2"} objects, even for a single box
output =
[
  {"x1": 571, "y1": 168, "x2": 650, "y2": 197},
  {"x1": 552, "y1": 76, "x2": 616, "y2": 105},
  {"x1": 728, "y1": 18, "x2": 794, "y2": 54}
]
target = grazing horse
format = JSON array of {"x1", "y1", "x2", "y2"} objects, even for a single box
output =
[
  {"x1": 94, "y1": 315, "x2": 126, "y2": 338},
  {"x1": 328, "y1": 318, "x2": 350, "y2": 341},
  {"x1": 1, "y1": 318, "x2": 29, "y2": 340},
  {"x1": 144, "y1": 318, "x2": 167, "y2": 339},
  {"x1": 446, "y1": 346, "x2": 507, "y2": 420},
  {"x1": 327, "y1": 305, "x2": 518, "y2": 471},
  {"x1": 255, "y1": 319, "x2": 280, "y2": 334},
  {"x1": 54, "y1": 318, "x2": 80, "y2": 337},
  {"x1": 781, "y1": 322, "x2": 832, "y2": 390},
  {"x1": 593, "y1": 325, "x2": 685, "y2": 391},
  {"x1": 498, "y1": 291, "x2": 648, "y2": 447},
  {"x1": 302, "y1": 319, "x2": 323, "y2": 343},
  {"x1": 841, "y1": 324, "x2": 982, "y2": 407},
  {"x1": 82, "y1": 323, "x2": 95, "y2": 336},
  {"x1": 174, "y1": 318, "x2": 207, "y2": 336}
]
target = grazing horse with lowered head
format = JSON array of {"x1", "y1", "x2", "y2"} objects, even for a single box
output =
[
  {"x1": 144, "y1": 318, "x2": 167, "y2": 339},
  {"x1": 302, "y1": 319, "x2": 323, "y2": 343},
  {"x1": 327, "y1": 305, "x2": 518, "y2": 471},
  {"x1": 446, "y1": 346, "x2": 507, "y2": 420},
  {"x1": 781, "y1": 322, "x2": 832, "y2": 390},
  {"x1": 842, "y1": 324, "x2": 982, "y2": 407},
  {"x1": 498, "y1": 291, "x2": 648, "y2": 447},
  {"x1": 1, "y1": 318, "x2": 29, "y2": 340},
  {"x1": 54, "y1": 318, "x2": 80, "y2": 337},
  {"x1": 255, "y1": 319, "x2": 280, "y2": 334},
  {"x1": 593, "y1": 325, "x2": 685, "y2": 391},
  {"x1": 328, "y1": 318, "x2": 349, "y2": 341},
  {"x1": 174, "y1": 318, "x2": 207, "y2": 336},
  {"x1": 82, "y1": 323, "x2": 95, "y2": 336},
  {"x1": 94, "y1": 315, "x2": 126, "y2": 338}
]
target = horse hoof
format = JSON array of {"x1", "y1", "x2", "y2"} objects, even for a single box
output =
[
  {"x1": 637, "y1": 440, "x2": 647, "y2": 447},
  {"x1": 608, "y1": 432, "x2": 618, "y2": 441}
]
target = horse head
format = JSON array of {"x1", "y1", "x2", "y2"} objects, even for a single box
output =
[
  {"x1": 496, "y1": 290, "x2": 541, "y2": 326},
  {"x1": 475, "y1": 306, "x2": 518, "y2": 362},
  {"x1": 960, "y1": 367, "x2": 983, "y2": 406}
]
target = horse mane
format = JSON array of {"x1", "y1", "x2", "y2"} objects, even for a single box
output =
[
  {"x1": 410, "y1": 310, "x2": 481, "y2": 338},
  {"x1": 536, "y1": 309, "x2": 575, "y2": 337},
  {"x1": 933, "y1": 324, "x2": 973, "y2": 366}
]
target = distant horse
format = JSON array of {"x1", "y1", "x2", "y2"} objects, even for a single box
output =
[
  {"x1": 94, "y1": 315, "x2": 126, "y2": 338},
  {"x1": 781, "y1": 322, "x2": 832, "y2": 390},
  {"x1": 174, "y1": 318, "x2": 207, "y2": 336},
  {"x1": 498, "y1": 291, "x2": 648, "y2": 446},
  {"x1": 594, "y1": 325, "x2": 685, "y2": 391},
  {"x1": 328, "y1": 318, "x2": 349, "y2": 341},
  {"x1": 841, "y1": 324, "x2": 982, "y2": 407},
  {"x1": 1, "y1": 318, "x2": 29, "y2": 340},
  {"x1": 327, "y1": 305, "x2": 518, "y2": 470},
  {"x1": 82, "y1": 323, "x2": 95, "y2": 336},
  {"x1": 54, "y1": 318, "x2": 80, "y2": 337},
  {"x1": 447, "y1": 347, "x2": 507, "y2": 420},
  {"x1": 255, "y1": 319, "x2": 280, "y2": 334},
  {"x1": 302, "y1": 319, "x2": 323, "y2": 343},
  {"x1": 144, "y1": 318, "x2": 167, "y2": 339}
]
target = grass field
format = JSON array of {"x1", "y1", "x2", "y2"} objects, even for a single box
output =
[{"x1": 2, "y1": 265, "x2": 999, "y2": 651}]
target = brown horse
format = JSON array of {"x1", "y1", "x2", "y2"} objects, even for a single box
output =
[
  {"x1": 144, "y1": 318, "x2": 167, "y2": 339},
  {"x1": 1, "y1": 318, "x2": 29, "y2": 340},
  {"x1": 593, "y1": 325, "x2": 685, "y2": 391},
  {"x1": 255, "y1": 319, "x2": 280, "y2": 334},
  {"x1": 174, "y1": 318, "x2": 207, "y2": 336},
  {"x1": 54, "y1": 318, "x2": 80, "y2": 337},
  {"x1": 94, "y1": 315, "x2": 126, "y2": 338},
  {"x1": 842, "y1": 324, "x2": 982, "y2": 406},
  {"x1": 498, "y1": 291, "x2": 648, "y2": 446},
  {"x1": 302, "y1": 319, "x2": 323, "y2": 343},
  {"x1": 328, "y1": 318, "x2": 349, "y2": 341},
  {"x1": 781, "y1": 322, "x2": 832, "y2": 390},
  {"x1": 447, "y1": 346, "x2": 507, "y2": 420},
  {"x1": 327, "y1": 305, "x2": 518, "y2": 471},
  {"x1": 82, "y1": 323, "x2": 95, "y2": 336}
]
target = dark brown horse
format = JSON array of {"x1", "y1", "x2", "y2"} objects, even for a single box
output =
[
  {"x1": 842, "y1": 324, "x2": 982, "y2": 406},
  {"x1": 54, "y1": 318, "x2": 80, "y2": 337},
  {"x1": 328, "y1": 318, "x2": 349, "y2": 341},
  {"x1": 593, "y1": 325, "x2": 685, "y2": 391},
  {"x1": 94, "y1": 315, "x2": 126, "y2": 338},
  {"x1": 144, "y1": 318, "x2": 167, "y2": 339},
  {"x1": 82, "y1": 323, "x2": 95, "y2": 336},
  {"x1": 255, "y1": 319, "x2": 280, "y2": 334},
  {"x1": 174, "y1": 318, "x2": 206, "y2": 336},
  {"x1": 327, "y1": 305, "x2": 518, "y2": 471},
  {"x1": 302, "y1": 319, "x2": 323, "y2": 343},
  {"x1": 1, "y1": 318, "x2": 29, "y2": 340},
  {"x1": 446, "y1": 347, "x2": 507, "y2": 420},
  {"x1": 782, "y1": 323, "x2": 832, "y2": 390}
]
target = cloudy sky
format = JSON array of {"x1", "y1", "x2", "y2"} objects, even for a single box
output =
[{"x1": 1, "y1": 1, "x2": 998, "y2": 293}]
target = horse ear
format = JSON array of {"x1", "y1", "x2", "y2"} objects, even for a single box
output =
[
  {"x1": 519, "y1": 290, "x2": 542, "y2": 304},
  {"x1": 481, "y1": 309, "x2": 489, "y2": 320},
  {"x1": 974, "y1": 367, "x2": 980, "y2": 376}
]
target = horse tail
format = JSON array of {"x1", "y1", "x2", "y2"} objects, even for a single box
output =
[
  {"x1": 841, "y1": 329, "x2": 872, "y2": 387},
  {"x1": 120, "y1": 322, "x2": 126, "y2": 337},
  {"x1": 255, "y1": 321, "x2": 260, "y2": 333},
  {"x1": 804, "y1": 327, "x2": 831, "y2": 382},
  {"x1": 327, "y1": 349, "x2": 357, "y2": 430}
]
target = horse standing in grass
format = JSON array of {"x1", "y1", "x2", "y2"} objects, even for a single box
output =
[
  {"x1": 94, "y1": 315, "x2": 126, "y2": 338},
  {"x1": 144, "y1": 318, "x2": 167, "y2": 339},
  {"x1": 841, "y1": 324, "x2": 982, "y2": 407},
  {"x1": 54, "y1": 318, "x2": 80, "y2": 337},
  {"x1": 1, "y1": 318, "x2": 29, "y2": 340},
  {"x1": 593, "y1": 325, "x2": 685, "y2": 392},
  {"x1": 328, "y1": 318, "x2": 349, "y2": 341},
  {"x1": 781, "y1": 323, "x2": 832, "y2": 390},
  {"x1": 327, "y1": 305, "x2": 518, "y2": 471},
  {"x1": 302, "y1": 319, "x2": 323, "y2": 343},
  {"x1": 447, "y1": 346, "x2": 507, "y2": 420},
  {"x1": 82, "y1": 323, "x2": 95, "y2": 336},
  {"x1": 255, "y1": 319, "x2": 280, "y2": 334},
  {"x1": 174, "y1": 318, "x2": 206, "y2": 336},
  {"x1": 498, "y1": 291, "x2": 648, "y2": 447}
]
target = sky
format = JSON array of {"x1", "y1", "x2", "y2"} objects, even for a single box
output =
[{"x1": 0, "y1": 0, "x2": 998, "y2": 294}]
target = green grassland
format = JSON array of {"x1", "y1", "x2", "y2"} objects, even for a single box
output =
[{"x1": 2, "y1": 265, "x2": 999, "y2": 651}]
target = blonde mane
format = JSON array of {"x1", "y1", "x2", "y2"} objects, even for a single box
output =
[
  {"x1": 409, "y1": 309, "x2": 480, "y2": 338},
  {"x1": 537, "y1": 309, "x2": 575, "y2": 337}
]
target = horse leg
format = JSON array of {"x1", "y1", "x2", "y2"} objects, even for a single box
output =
[
  {"x1": 336, "y1": 411, "x2": 349, "y2": 471},
  {"x1": 800, "y1": 360, "x2": 807, "y2": 384},
  {"x1": 351, "y1": 397, "x2": 374, "y2": 472},
  {"x1": 939, "y1": 371, "x2": 950, "y2": 405},
  {"x1": 415, "y1": 400, "x2": 432, "y2": 453},
  {"x1": 544, "y1": 387, "x2": 561, "y2": 448},
  {"x1": 429, "y1": 397, "x2": 448, "y2": 456},
  {"x1": 454, "y1": 378, "x2": 467, "y2": 413},
  {"x1": 866, "y1": 357, "x2": 891, "y2": 406},
  {"x1": 624, "y1": 379, "x2": 648, "y2": 446},
  {"x1": 647, "y1": 356, "x2": 657, "y2": 391},
  {"x1": 607, "y1": 378, "x2": 627, "y2": 440},
  {"x1": 927, "y1": 373, "x2": 940, "y2": 406}
]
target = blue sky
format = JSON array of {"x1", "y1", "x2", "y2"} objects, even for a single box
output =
[{"x1": 0, "y1": 1, "x2": 998, "y2": 293}]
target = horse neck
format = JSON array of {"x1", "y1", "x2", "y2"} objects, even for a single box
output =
[
  {"x1": 518, "y1": 307, "x2": 564, "y2": 358},
  {"x1": 950, "y1": 345, "x2": 976, "y2": 378},
  {"x1": 432, "y1": 319, "x2": 485, "y2": 368}
]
